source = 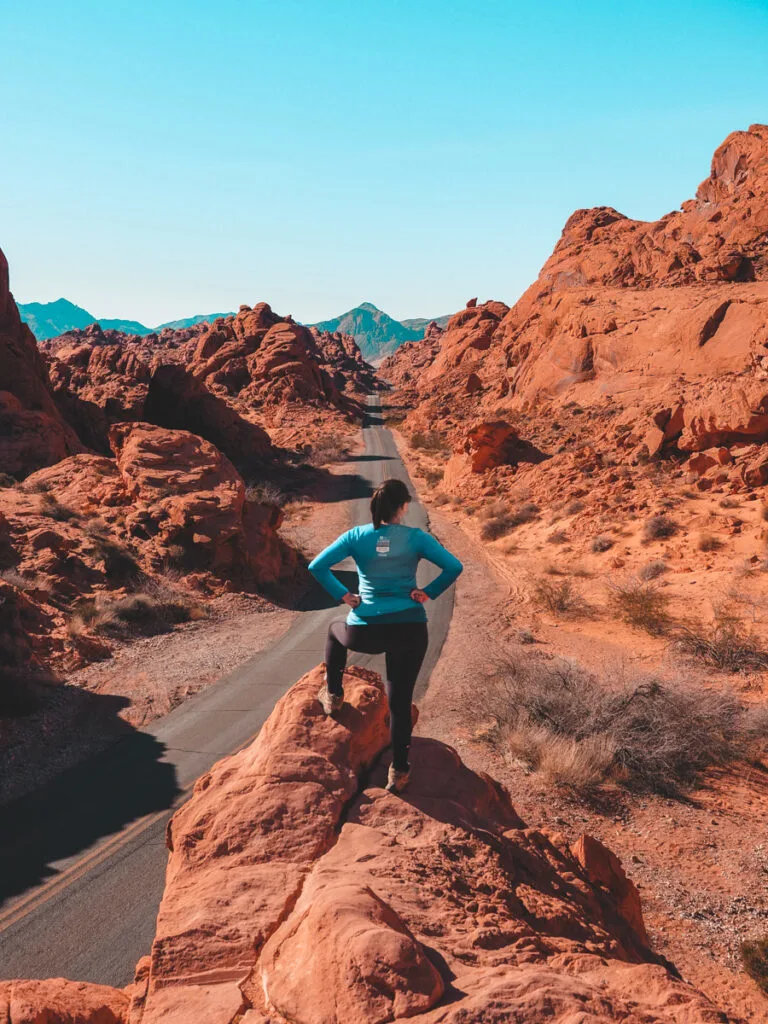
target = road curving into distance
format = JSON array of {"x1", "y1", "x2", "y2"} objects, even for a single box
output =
[{"x1": 0, "y1": 394, "x2": 456, "y2": 987}]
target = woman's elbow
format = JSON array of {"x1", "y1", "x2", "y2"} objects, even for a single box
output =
[{"x1": 453, "y1": 558, "x2": 464, "y2": 577}]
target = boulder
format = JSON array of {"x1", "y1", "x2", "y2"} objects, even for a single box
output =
[{"x1": 0, "y1": 978, "x2": 128, "y2": 1023}]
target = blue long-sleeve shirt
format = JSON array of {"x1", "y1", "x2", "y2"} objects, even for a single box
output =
[{"x1": 308, "y1": 523, "x2": 463, "y2": 625}]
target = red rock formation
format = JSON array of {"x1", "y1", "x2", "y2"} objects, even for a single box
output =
[
  {"x1": 0, "y1": 423, "x2": 294, "y2": 675},
  {"x1": 0, "y1": 247, "x2": 82, "y2": 478},
  {"x1": 45, "y1": 333, "x2": 275, "y2": 474},
  {"x1": 5, "y1": 665, "x2": 726, "y2": 1023},
  {"x1": 383, "y1": 125, "x2": 768, "y2": 498},
  {"x1": 189, "y1": 304, "x2": 372, "y2": 416},
  {"x1": 0, "y1": 978, "x2": 128, "y2": 1023}
]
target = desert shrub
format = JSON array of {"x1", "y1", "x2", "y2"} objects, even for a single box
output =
[
  {"x1": 592, "y1": 535, "x2": 614, "y2": 553},
  {"x1": 719, "y1": 496, "x2": 740, "y2": 509},
  {"x1": 423, "y1": 468, "x2": 444, "y2": 487},
  {"x1": 698, "y1": 533, "x2": 723, "y2": 552},
  {"x1": 609, "y1": 578, "x2": 671, "y2": 635},
  {"x1": 0, "y1": 568, "x2": 49, "y2": 594},
  {"x1": 643, "y1": 514, "x2": 677, "y2": 541},
  {"x1": 432, "y1": 492, "x2": 450, "y2": 507},
  {"x1": 39, "y1": 493, "x2": 77, "y2": 522},
  {"x1": 671, "y1": 620, "x2": 768, "y2": 673},
  {"x1": 639, "y1": 559, "x2": 667, "y2": 581},
  {"x1": 481, "y1": 503, "x2": 539, "y2": 542},
  {"x1": 71, "y1": 588, "x2": 204, "y2": 639},
  {"x1": 410, "y1": 430, "x2": 448, "y2": 453},
  {"x1": 22, "y1": 478, "x2": 51, "y2": 494},
  {"x1": 533, "y1": 577, "x2": 583, "y2": 615},
  {"x1": 547, "y1": 530, "x2": 568, "y2": 545},
  {"x1": 83, "y1": 526, "x2": 142, "y2": 583},
  {"x1": 470, "y1": 652, "x2": 768, "y2": 795},
  {"x1": 741, "y1": 937, "x2": 768, "y2": 995},
  {"x1": 306, "y1": 434, "x2": 348, "y2": 466},
  {"x1": 0, "y1": 473, "x2": 16, "y2": 488},
  {"x1": 245, "y1": 481, "x2": 287, "y2": 506},
  {"x1": 566, "y1": 499, "x2": 584, "y2": 515}
]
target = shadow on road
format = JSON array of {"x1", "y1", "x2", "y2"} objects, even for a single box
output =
[
  {"x1": 0, "y1": 690, "x2": 179, "y2": 903},
  {"x1": 297, "y1": 569, "x2": 360, "y2": 612}
]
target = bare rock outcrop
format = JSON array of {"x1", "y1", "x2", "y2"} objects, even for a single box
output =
[
  {"x1": 45, "y1": 334, "x2": 275, "y2": 474},
  {"x1": 0, "y1": 247, "x2": 82, "y2": 478},
  {"x1": 4, "y1": 665, "x2": 720, "y2": 1024},
  {"x1": 0, "y1": 423, "x2": 294, "y2": 675},
  {"x1": 0, "y1": 978, "x2": 129, "y2": 1023},
  {"x1": 382, "y1": 125, "x2": 768, "y2": 515}
]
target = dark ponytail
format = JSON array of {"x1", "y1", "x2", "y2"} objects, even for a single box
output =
[{"x1": 371, "y1": 478, "x2": 411, "y2": 529}]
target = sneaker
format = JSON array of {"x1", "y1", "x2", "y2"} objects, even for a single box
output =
[
  {"x1": 318, "y1": 685, "x2": 343, "y2": 715},
  {"x1": 385, "y1": 764, "x2": 410, "y2": 794}
]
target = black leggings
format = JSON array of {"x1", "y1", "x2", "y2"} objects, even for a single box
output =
[{"x1": 325, "y1": 620, "x2": 429, "y2": 771}]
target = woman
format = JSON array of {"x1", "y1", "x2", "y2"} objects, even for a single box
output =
[{"x1": 308, "y1": 478, "x2": 463, "y2": 794}]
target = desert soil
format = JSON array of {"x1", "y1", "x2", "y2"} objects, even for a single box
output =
[{"x1": 399, "y1": 433, "x2": 768, "y2": 1024}]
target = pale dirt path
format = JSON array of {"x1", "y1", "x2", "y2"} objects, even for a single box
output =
[{"x1": 397, "y1": 434, "x2": 768, "y2": 1024}]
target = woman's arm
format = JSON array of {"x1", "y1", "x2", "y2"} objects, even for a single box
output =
[
  {"x1": 417, "y1": 532, "x2": 463, "y2": 600},
  {"x1": 308, "y1": 531, "x2": 354, "y2": 602}
]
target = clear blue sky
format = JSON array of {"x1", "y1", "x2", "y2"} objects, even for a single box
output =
[{"x1": 2, "y1": 0, "x2": 767, "y2": 326}]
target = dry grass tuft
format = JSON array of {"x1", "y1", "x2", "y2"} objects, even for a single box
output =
[
  {"x1": 410, "y1": 430, "x2": 448, "y2": 453},
  {"x1": 245, "y1": 481, "x2": 287, "y2": 506},
  {"x1": 591, "y1": 535, "x2": 614, "y2": 553},
  {"x1": 306, "y1": 434, "x2": 349, "y2": 466},
  {"x1": 469, "y1": 652, "x2": 768, "y2": 795},
  {"x1": 0, "y1": 473, "x2": 16, "y2": 489},
  {"x1": 480, "y1": 502, "x2": 539, "y2": 542},
  {"x1": 423, "y1": 468, "x2": 444, "y2": 488},
  {"x1": 0, "y1": 568, "x2": 50, "y2": 595},
  {"x1": 671, "y1": 620, "x2": 768, "y2": 673},
  {"x1": 639, "y1": 558, "x2": 667, "y2": 581},
  {"x1": 85, "y1": 523, "x2": 142, "y2": 583},
  {"x1": 39, "y1": 493, "x2": 77, "y2": 522},
  {"x1": 698, "y1": 533, "x2": 723, "y2": 552},
  {"x1": 547, "y1": 530, "x2": 569, "y2": 545},
  {"x1": 609, "y1": 578, "x2": 671, "y2": 635},
  {"x1": 70, "y1": 584, "x2": 205, "y2": 639},
  {"x1": 643, "y1": 514, "x2": 677, "y2": 541},
  {"x1": 533, "y1": 577, "x2": 584, "y2": 615}
]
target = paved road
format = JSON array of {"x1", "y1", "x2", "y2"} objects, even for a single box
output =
[{"x1": 0, "y1": 395, "x2": 455, "y2": 986}]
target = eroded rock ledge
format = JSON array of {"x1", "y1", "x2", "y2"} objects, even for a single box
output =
[{"x1": 2, "y1": 666, "x2": 727, "y2": 1023}]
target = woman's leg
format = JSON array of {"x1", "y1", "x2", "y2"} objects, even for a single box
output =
[
  {"x1": 384, "y1": 624, "x2": 429, "y2": 772},
  {"x1": 324, "y1": 622, "x2": 388, "y2": 695}
]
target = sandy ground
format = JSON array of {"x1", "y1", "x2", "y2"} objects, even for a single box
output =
[{"x1": 400, "y1": 436, "x2": 768, "y2": 1024}]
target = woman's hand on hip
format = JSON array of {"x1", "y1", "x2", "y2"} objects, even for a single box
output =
[
  {"x1": 410, "y1": 589, "x2": 429, "y2": 604},
  {"x1": 342, "y1": 592, "x2": 361, "y2": 608}
]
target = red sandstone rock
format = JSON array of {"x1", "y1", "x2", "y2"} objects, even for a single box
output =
[
  {"x1": 0, "y1": 978, "x2": 128, "y2": 1023},
  {"x1": 383, "y1": 124, "x2": 768, "y2": 508},
  {"x1": 0, "y1": 247, "x2": 82, "y2": 477},
  {"x1": 109, "y1": 422, "x2": 288, "y2": 579},
  {"x1": 3, "y1": 665, "x2": 728, "y2": 1023}
]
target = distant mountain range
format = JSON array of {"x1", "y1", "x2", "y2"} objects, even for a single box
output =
[
  {"x1": 17, "y1": 298, "x2": 232, "y2": 341},
  {"x1": 310, "y1": 302, "x2": 450, "y2": 361},
  {"x1": 19, "y1": 297, "x2": 450, "y2": 359}
]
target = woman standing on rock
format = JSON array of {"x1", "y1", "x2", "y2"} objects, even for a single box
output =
[{"x1": 308, "y1": 478, "x2": 463, "y2": 794}]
